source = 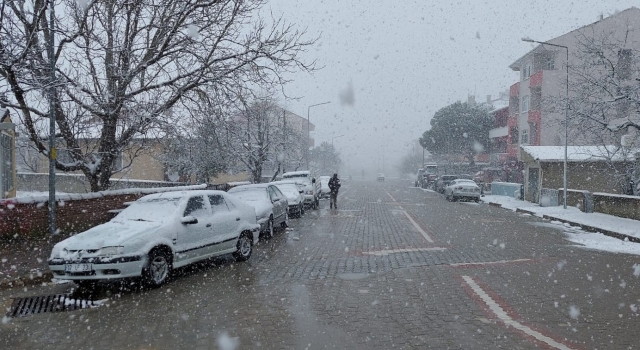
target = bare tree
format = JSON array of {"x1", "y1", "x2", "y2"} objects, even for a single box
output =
[
  {"x1": 564, "y1": 26, "x2": 640, "y2": 194},
  {"x1": 0, "y1": 0, "x2": 316, "y2": 191}
]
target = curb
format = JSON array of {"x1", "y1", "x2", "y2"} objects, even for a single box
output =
[
  {"x1": 0, "y1": 270, "x2": 53, "y2": 290},
  {"x1": 541, "y1": 215, "x2": 640, "y2": 243},
  {"x1": 481, "y1": 201, "x2": 640, "y2": 244}
]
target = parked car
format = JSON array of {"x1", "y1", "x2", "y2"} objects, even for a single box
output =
[
  {"x1": 444, "y1": 179, "x2": 481, "y2": 202},
  {"x1": 48, "y1": 191, "x2": 260, "y2": 288},
  {"x1": 435, "y1": 175, "x2": 459, "y2": 193},
  {"x1": 318, "y1": 175, "x2": 332, "y2": 198},
  {"x1": 377, "y1": 173, "x2": 385, "y2": 181},
  {"x1": 272, "y1": 181, "x2": 306, "y2": 218},
  {"x1": 282, "y1": 171, "x2": 320, "y2": 209},
  {"x1": 228, "y1": 184, "x2": 289, "y2": 237}
]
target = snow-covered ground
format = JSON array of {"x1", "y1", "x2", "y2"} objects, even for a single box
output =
[
  {"x1": 482, "y1": 195, "x2": 640, "y2": 240},
  {"x1": 564, "y1": 231, "x2": 640, "y2": 256}
]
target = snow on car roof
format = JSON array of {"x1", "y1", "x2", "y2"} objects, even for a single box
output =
[
  {"x1": 228, "y1": 184, "x2": 269, "y2": 191},
  {"x1": 140, "y1": 189, "x2": 228, "y2": 201},
  {"x1": 282, "y1": 171, "x2": 310, "y2": 176}
]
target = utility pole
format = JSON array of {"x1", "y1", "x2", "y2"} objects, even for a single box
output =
[{"x1": 47, "y1": 0, "x2": 57, "y2": 235}]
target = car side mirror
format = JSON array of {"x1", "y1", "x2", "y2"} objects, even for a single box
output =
[{"x1": 181, "y1": 216, "x2": 198, "y2": 225}]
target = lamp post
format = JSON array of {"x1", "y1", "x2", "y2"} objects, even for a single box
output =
[
  {"x1": 331, "y1": 134, "x2": 344, "y2": 146},
  {"x1": 522, "y1": 37, "x2": 569, "y2": 209},
  {"x1": 48, "y1": 0, "x2": 57, "y2": 234},
  {"x1": 307, "y1": 101, "x2": 331, "y2": 169}
]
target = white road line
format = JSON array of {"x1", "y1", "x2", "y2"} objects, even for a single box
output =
[
  {"x1": 386, "y1": 191, "x2": 397, "y2": 202},
  {"x1": 450, "y1": 259, "x2": 532, "y2": 267},
  {"x1": 461, "y1": 276, "x2": 575, "y2": 350},
  {"x1": 403, "y1": 211, "x2": 434, "y2": 243},
  {"x1": 363, "y1": 247, "x2": 447, "y2": 256}
]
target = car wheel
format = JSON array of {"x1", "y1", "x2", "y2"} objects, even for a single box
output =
[
  {"x1": 452, "y1": 196, "x2": 458, "y2": 202},
  {"x1": 281, "y1": 211, "x2": 289, "y2": 228},
  {"x1": 475, "y1": 197, "x2": 480, "y2": 203},
  {"x1": 143, "y1": 248, "x2": 172, "y2": 288},
  {"x1": 232, "y1": 232, "x2": 253, "y2": 262}
]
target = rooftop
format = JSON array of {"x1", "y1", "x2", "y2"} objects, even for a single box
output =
[{"x1": 521, "y1": 145, "x2": 637, "y2": 162}]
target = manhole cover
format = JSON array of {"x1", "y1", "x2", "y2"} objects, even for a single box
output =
[{"x1": 7, "y1": 294, "x2": 104, "y2": 318}]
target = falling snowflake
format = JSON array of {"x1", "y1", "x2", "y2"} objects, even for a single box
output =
[{"x1": 569, "y1": 305, "x2": 580, "y2": 319}]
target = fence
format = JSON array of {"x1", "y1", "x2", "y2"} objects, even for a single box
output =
[{"x1": 490, "y1": 182, "x2": 523, "y2": 199}]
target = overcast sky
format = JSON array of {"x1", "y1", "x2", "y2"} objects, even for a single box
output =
[{"x1": 265, "y1": 0, "x2": 639, "y2": 177}]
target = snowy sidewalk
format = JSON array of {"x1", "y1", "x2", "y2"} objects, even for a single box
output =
[{"x1": 481, "y1": 195, "x2": 640, "y2": 243}]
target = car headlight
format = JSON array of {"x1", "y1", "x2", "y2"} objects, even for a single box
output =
[
  {"x1": 50, "y1": 245, "x2": 62, "y2": 259},
  {"x1": 98, "y1": 246, "x2": 124, "y2": 256}
]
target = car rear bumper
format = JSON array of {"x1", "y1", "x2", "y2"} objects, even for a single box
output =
[{"x1": 451, "y1": 191, "x2": 480, "y2": 199}]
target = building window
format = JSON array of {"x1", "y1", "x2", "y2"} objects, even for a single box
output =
[
  {"x1": 521, "y1": 95, "x2": 530, "y2": 113},
  {"x1": 544, "y1": 55, "x2": 555, "y2": 70},
  {"x1": 521, "y1": 129, "x2": 529, "y2": 145},
  {"x1": 522, "y1": 63, "x2": 531, "y2": 80}
]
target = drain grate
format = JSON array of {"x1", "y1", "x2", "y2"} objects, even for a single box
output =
[{"x1": 7, "y1": 294, "x2": 102, "y2": 318}]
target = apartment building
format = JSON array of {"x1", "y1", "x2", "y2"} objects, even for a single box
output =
[{"x1": 497, "y1": 7, "x2": 640, "y2": 160}]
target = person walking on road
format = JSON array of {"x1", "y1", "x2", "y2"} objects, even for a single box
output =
[{"x1": 328, "y1": 173, "x2": 341, "y2": 209}]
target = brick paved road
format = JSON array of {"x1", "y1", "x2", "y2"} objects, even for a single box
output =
[{"x1": 0, "y1": 179, "x2": 638, "y2": 349}]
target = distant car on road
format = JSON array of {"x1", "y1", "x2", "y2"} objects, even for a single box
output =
[
  {"x1": 444, "y1": 179, "x2": 481, "y2": 202},
  {"x1": 228, "y1": 184, "x2": 289, "y2": 237},
  {"x1": 435, "y1": 175, "x2": 459, "y2": 193},
  {"x1": 377, "y1": 173, "x2": 385, "y2": 181},
  {"x1": 48, "y1": 191, "x2": 260, "y2": 288}
]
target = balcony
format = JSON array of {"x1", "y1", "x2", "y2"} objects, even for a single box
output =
[
  {"x1": 529, "y1": 71, "x2": 543, "y2": 88},
  {"x1": 489, "y1": 126, "x2": 508, "y2": 139},
  {"x1": 509, "y1": 82, "x2": 520, "y2": 97}
]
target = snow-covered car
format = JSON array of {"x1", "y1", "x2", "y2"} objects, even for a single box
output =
[
  {"x1": 228, "y1": 184, "x2": 289, "y2": 237},
  {"x1": 319, "y1": 175, "x2": 331, "y2": 198},
  {"x1": 48, "y1": 191, "x2": 260, "y2": 288},
  {"x1": 444, "y1": 179, "x2": 481, "y2": 202},
  {"x1": 282, "y1": 171, "x2": 320, "y2": 209},
  {"x1": 272, "y1": 181, "x2": 305, "y2": 217},
  {"x1": 377, "y1": 173, "x2": 385, "y2": 181}
]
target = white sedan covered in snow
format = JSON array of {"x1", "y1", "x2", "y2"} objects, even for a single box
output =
[
  {"x1": 228, "y1": 184, "x2": 289, "y2": 237},
  {"x1": 272, "y1": 181, "x2": 306, "y2": 217},
  {"x1": 444, "y1": 179, "x2": 481, "y2": 202},
  {"x1": 48, "y1": 190, "x2": 260, "y2": 287}
]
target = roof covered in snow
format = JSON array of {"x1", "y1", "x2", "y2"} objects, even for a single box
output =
[{"x1": 521, "y1": 145, "x2": 637, "y2": 162}]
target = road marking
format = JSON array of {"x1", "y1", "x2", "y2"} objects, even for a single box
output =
[
  {"x1": 384, "y1": 189, "x2": 435, "y2": 243},
  {"x1": 363, "y1": 247, "x2": 447, "y2": 256},
  {"x1": 386, "y1": 191, "x2": 397, "y2": 202},
  {"x1": 403, "y1": 211, "x2": 434, "y2": 243},
  {"x1": 450, "y1": 259, "x2": 532, "y2": 267},
  {"x1": 461, "y1": 276, "x2": 575, "y2": 350}
]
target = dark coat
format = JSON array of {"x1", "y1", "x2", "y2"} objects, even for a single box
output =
[{"x1": 328, "y1": 177, "x2": 341, "y2": 194}]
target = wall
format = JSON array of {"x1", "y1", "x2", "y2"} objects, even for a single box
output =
[
  {"x1": 0, "y1": 184, "x2": 206, "y2": 239},
  {"x1": 491, "y1": 182, "x2": 523, "y2": 199},
  {"x1": 540, "y1": 162, "x2": 623, "y2": 194},
  {"x1": 16, "y1": 172, "x2": 189, "y2": 194},
  {"x1": 593, "y1": 192, "x2": 640, "y2": 221}
]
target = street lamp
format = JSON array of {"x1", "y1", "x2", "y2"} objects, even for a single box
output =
[
  {"x1": 522, "y1": 37, "x2": 569, "y2": 209},
  {"x1": 331, "y1": 134, "x2": 344, "y2": 146},
  {"x1": 307, "y1": 101, "x2": 331, "y2": 169}
]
